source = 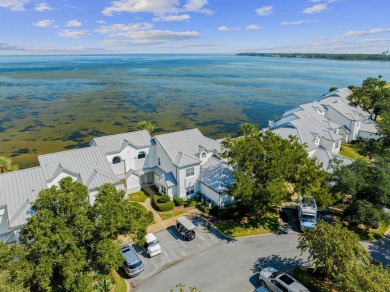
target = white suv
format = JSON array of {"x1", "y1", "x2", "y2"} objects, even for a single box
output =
[{"x1": 259, "y1": 267, "x2": 309, "y2": 292}]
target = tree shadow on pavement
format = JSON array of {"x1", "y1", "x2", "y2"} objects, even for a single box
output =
[
  {"x1": 366, "y1": 234, "x2": 390, "y2": 268},
  {"x1": 249, "y1": 255, "x2": 307, "y2": 288}
]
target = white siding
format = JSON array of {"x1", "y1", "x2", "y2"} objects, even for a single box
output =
[
  {"x1": 0, "y1": 207, "x2": 10, "y2": 236},
  {"x1": 126, "y1": 174, "x2": 141, "y2": 194},
  {"x1": 178, "y1": 165, "x2": 200, "y2": 198}
]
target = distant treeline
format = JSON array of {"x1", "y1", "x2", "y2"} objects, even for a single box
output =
[{"x1": 236, "y1": 52, "x2": 390, "y2": 61}]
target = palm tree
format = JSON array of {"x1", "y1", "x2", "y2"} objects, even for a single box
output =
[
  {"x1": 136, "y1": 120, "x2": 154, "y2": 134},
  {"x1": 0, "y1": 156, "x2": 19, "y2": 173}
]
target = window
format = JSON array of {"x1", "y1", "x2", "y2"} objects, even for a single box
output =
[
  {"x1": 161, "y1": 186, "x2": 167, "y2": 194},
  {"x1": 201, "y1": 152, "x2": 206, "y2": 159},
  {"x1": 112, "y1": 156, "x2": 121, "y2": 164},
  {"x1": 186, "y1": 167, "x2": 194, "y2": 177},
  {"x1": 186, "y1": 186, "x2": 194, "y2": 196},
  {"x1": 138, "y1": 151, "x2": 146, "y2": 159},
  {"x1": 158, "y1": 157, "x2": 161, "y2": 166}
]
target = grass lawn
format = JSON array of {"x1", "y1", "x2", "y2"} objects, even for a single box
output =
[
  {"x1": 160, "y1": 210, "x2": 185, "y2": 220},
  {"x1": 214, "y1": 212, "x2": 279, "y2": 237},
  {"x1": 349, "y1": 221, "x2": 390, "y2": 241},
  {"x1": 340, "y1": 143, "x2": 363, "y2": 159},
  {"x1": 112, "y1": 269, "x2": 127, "y2": 292},
  {"x1": 128, "y1": 189, "x2": 149, "y2": 202}
]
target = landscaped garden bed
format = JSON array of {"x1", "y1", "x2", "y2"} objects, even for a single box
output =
[{"x1": 151, "y1": 193, "x2": 175, "y2": 212}]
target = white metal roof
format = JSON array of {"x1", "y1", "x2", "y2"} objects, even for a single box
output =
[
  {"x1": 199, "y1": 162, "x2": 234, "y2": 193},
  {"x1": 0, "y1": 167, "x2": 47, "y2": 229},
  {"x1": 38, "y1": 147, "x2": 117, "y2": 186},
  {"x1": 155, "y1": 128, "x2": 222, "y2": 167},
  {"x1": 90, "y1": 130, "x2": 152, "y2": 153}
]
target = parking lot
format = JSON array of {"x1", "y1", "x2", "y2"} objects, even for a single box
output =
[{"x1": 129, "y1": 216, "x2": 230, "y2": 289}]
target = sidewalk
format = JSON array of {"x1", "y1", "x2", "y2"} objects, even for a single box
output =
[{"x1": 140, "y1": 186, "x2": 200, "y2": 234}]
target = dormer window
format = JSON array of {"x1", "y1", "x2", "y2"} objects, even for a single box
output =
[
  {"x1": 112, "y1": 156, "x2": 121, "y2": 164},
  {"x1": 315, "y1": 136, "x2": 320, "y2": 145},
  {"x1": 138, "y1": 151, "x2": 146, "y2": 159},
  {"x1": 201, "y1": 152, "x2": 206, "y2": 159}
]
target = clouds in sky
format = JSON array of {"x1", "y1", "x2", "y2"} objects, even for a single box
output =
[
  {"x1": 58, "y1": 29, "x2": 92, "y2": 38},
  {"x1": 96, "y1": 22, "x2": 199, "y2": 45},
  {"x1": 281, "y1": 20, "x2": 319, "y2": 25},
  {"x1": 0, "y1": 0, "x2": 31, "y2": 11},
  {"x1": 343, "y1": 28, "x2": 390, "y2": 37},
  {"x1": 32, "y1": 19, "x2": 56, "y2": 28},
  {"x1": 66, "y1": 20, "x2": 82, "y2": 27},
  {"x1": 153, "y1": 14, "x2": 190, "y2": 22},
  {"x1": 256, "y1": 6, "x2": 273, "y2": 16},
  {"x1": 1, "y1": 0, "x2": 389, "y2": 54},
  {"x1": 246, "y1": 24, "x2": 262, "y2": 30},
  {"x1": 35, "y1": 3, "x2": 52, "y2": 12},
  {"x1": 102, "y1": 0, "x2": 212, "y2": 16},
  {"x1": 303, "y1": 4, "x2": 328, "y2": 14}
]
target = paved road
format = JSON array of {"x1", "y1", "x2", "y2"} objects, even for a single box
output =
[
  {"x1": 361, "y1": 234, "x2": 390, "y2": 268},
  {"x1": 135, "y1": 232, "x2": 308, "y2": 292}
]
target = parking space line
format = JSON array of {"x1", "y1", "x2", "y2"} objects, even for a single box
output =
[
  {"x1": 162, "y1": 248, "x2": 168, "y2": 257},
  {"x1": 168, "y1": 228, "x2": 187, "y2": 248},
  {"x1": 195, "y1": 231, "x2": 206, "y2": 240}
]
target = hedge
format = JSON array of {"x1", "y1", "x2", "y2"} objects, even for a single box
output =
[
  {"x1": 158, "y1": 194, "x2": 171, "y2": 203},
  {"x1": 173, "y1": 197, "x2": 184, "y2": 206},
  {"x1": 152, "y1": 194, "x2": 175, "y2": 212}
]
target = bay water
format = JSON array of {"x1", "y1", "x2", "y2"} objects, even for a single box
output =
[{"x1": 0, "y1": 54, "x2": 389, "y2": 168}]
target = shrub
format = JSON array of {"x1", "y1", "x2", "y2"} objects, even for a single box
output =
[
  {"x1": 173, "y1": 197, "x2": 184, "y2": 206},
  {"x1": 196, "y1": 202, "x2": 210, "y2": 214},
  {"x1": 210, "y1": 204, "x2": 243, "y2": 220},
  {"x1": 158, "y1": 194, "x2": 170, "y2": 203},
  {"x1": 152, "y1": 194, "x2": 174, "y2": 212},
  {"x1": 185, "y1": 199, "x2": 197, "y2": 207}
]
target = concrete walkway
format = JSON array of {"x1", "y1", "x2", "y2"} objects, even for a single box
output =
[{"x1": 140, "y1": 186, "x2": 199, "y2": 234}]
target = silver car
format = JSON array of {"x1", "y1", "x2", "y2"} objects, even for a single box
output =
[
  {"x1": 120, "y1": 244, "x2": 144, "y2": 277},
  {"x1": 259, "y1": 267, "x2": 309, "y2": 292}
]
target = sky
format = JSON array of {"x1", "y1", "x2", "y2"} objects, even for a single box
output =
[{"x1": 0, "y1": 0, "x2": 389, "y2": 55}]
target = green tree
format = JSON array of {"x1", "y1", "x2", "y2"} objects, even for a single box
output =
[
  {"x1": 10, "y1": 178, "x2": 153, "y2": 291},
  {"x1": 20, "y1": 178, "x2": 93, "y2": 291},
  {"x1": 0, "y1": 242, "x2": 30, "y2": 291},
  {"x1": 328, "y1": 86, "x2": 337, "y2": 92},
  {"x1": 222, "y1": 126, "x2": 330, "y2": 213},
  {"x1": 377, "y1": 97, "x2": 390, "y2": 145},
  {"x1": 348, "y1": 76, "x2": 390, "y2": 120},
  {"x1": 136, "y1": 120, "x2": 154, "y2": 133},
  {"x1": 298, "y1": 221, "x2": 390, "y2": 291},
  {"x1": 0, "y1": 156, "x2": 18, "y2": 173},
  {"x1": 347, "y1": 200, "x2": 387, "y2": 229}
]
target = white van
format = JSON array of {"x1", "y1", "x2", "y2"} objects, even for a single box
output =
[{"x1": 144, "y1": 233, "x2": 161, "y2": 257}]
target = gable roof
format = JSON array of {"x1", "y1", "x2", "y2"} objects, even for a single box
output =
[
  {"x1": 90, "y1": 130, "x2": 152, "y2": 154},
  {"x1": 324, "y1": 101, "x2": 368, "y2": 121},
  {"x1": 299, "y1": 101, "x2": 326, "y2": 113},
  {"x1": 38, "y1": 147, "x2": 116, "y2": 187},
  {"x1": 359, "y1": 119, "x2": 378, "y2": 134},
  {"x1": 311, "y1": 147, "x2": 353, "y2": 172},
  {"x1": 162, "y1": 172, "x2": 177, "y2": 187},
  {"x1": 320, "y1": 88, "x2": 352, "y2": 105},
  {"x1": 293, "y1": 110, "x2": 339, "y2": 130},
  {"x1": 0, "y1": 167, "x2": 46, "y2": 229},
  {"x1": 155, "y1": 128, "x2": 222, "y2": 167}
]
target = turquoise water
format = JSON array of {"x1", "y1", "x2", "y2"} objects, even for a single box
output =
[{"x1": 1, "y1": 54, "x2": 389, "y2": 168}]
